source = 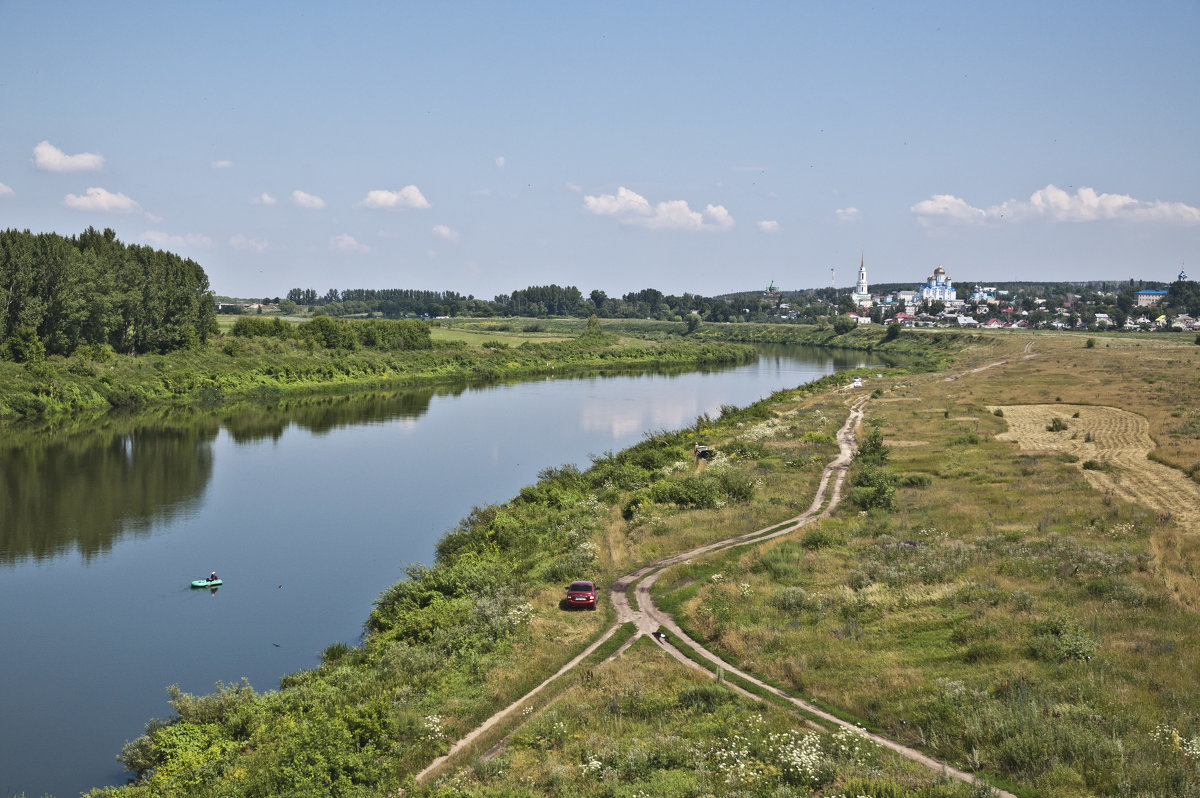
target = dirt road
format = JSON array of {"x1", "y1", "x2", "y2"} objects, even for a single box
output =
[{"x1": 416, "y1": 395, "x2": 1014, "y2": 796}]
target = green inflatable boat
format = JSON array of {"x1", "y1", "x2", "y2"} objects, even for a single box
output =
[{"x1": 191, "y1": 578, "x2": 223, "y2": 588}]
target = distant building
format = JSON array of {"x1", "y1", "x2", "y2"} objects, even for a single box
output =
[
  {"x1": 1135, "y1": 289, "x2": 1168, "y2": 307},
  {"x1": 919, "y1": 266, "x2": 957, "y2": 303},
  {"x1": 969, "y1": 284, "x2": 996, "y2": 303},
  {"x1": 851, "y1": 254, "x2": 871, "y2": 306}
]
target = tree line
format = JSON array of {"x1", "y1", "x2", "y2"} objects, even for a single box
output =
[
  {"x1": 288, "y1": 283, "x2": 745, "y2": 322},
  {"x1": 1, "y1": 227, "x2": 215, "y2": 361}
]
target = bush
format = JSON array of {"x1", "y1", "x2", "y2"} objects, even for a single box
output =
[
  {"x1": 854, "y1": 427, "x2": 890, "y2": 466},
  {"x1": 1086, "y1": 338, "x2": 1096, "y2": 348},
  {"x1": 3, "y1": 326, "x2": 45, "y2": 363},
  {"x1": 949, "y1": 433, "x2": 981, "y2": 445},
  {"x1": 993, "y1": 408, "x2": 1004, "y2": 417},
  {"x1": 849, "y1": 464, "x2": 897, "y2": 510},
  {"x1": 1047, "y1": 417, "x2": 1069, "y2": 432},
  {"x1": 833, "y1": 315, "x2": 857, "y2": 335},
  {"x1": 1029, "y1": 615, "x2": 1097, "y2": 662},
  {"x1": 899, "y1": 473, "x2": 932, "y2": 487},
  {"x1": 963, "y1": 641, "x2": 1004, "y2": 663},
  {"x1": 801, "y1": 529, "x2": 838, "y2": 550},
  {"x1": 770, "y1": 586, "x2": 812, "y2": 613}
]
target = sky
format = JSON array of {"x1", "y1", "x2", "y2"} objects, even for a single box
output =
[{"x1": 1, "y1": 1, "x2": 1197, "y2": 299}]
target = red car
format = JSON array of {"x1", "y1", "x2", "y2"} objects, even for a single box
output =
[{"x1": 566, "y1": 580, "x2": 597, "y2": 609}]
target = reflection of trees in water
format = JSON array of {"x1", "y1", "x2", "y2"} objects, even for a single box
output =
[
  {"x1": 0, "y1": 388, "x2": 444, "y2": 563},
  {"x1": 0, "y1": 427, "x2": 217, "y2": 564},
  {"x1": 0, "y1": 348, "x2": 891, "y2": 564}
]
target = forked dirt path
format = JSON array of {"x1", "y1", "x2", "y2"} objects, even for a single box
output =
[
  {"x1": 415, "y1": 395, "x2": 1015, "y2": 797},
  {"x1": 991, "y1": 403, "x2": 1200, "y2": 606}
]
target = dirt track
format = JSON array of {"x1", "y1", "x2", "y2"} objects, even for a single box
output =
[{"x1": 414, "y1": 395, "x2": 1016, "y2": 797}]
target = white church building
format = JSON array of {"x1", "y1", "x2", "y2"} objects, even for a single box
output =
[
  {"x1": 851, "y1": 255, "x2": 871, "y2": 307},
  {"x1": 919, "y1": 265, "x2": 958, "y2": 304}
]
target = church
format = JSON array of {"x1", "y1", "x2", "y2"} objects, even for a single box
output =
[
  {"x1": 920, "y1": 265, "x2": 957, "y2": 303},
  {"x1": 851, "y1": 255, "x2": 871, "y2": 307}
]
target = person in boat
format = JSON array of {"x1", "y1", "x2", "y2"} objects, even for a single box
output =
[{"x1": 209, "y1": 571, "x2": 218, "y2": 583}]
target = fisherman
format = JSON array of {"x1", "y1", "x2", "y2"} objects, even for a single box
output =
[{"x1": 209, "y1": 571, "x2": 218, "y2": 582}]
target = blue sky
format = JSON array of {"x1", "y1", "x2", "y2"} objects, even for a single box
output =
[{"x1": 1, "y1": 1, "x2": 1197, "y2": 298}]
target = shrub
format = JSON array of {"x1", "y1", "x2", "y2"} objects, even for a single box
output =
[
  {"x1": 724, "y1": 439, "x2": 768, "y2": 459},
  {"x1": 1029, "y1": 615, "x2": 1097, "y2": 662},
  {"x1": 1086, "y1": 337, "x2": 1096, "y2": 348},
  {"x1": 899, "y1": 473, "x2": 932, "y2": 487},
  {"x1": 3, "y1": 326, "x2": 45, "y2": 363},
  {"x1": 993, "y1": 408, "x2": 1004, "y2": 417},
  {"x1": 854, "y1": 427, "x2": 890, "y2": 466},
  {"x1": 849, "y1": 463, "x2": 897, "y2": 510},
  {"x1": 833, "y1": 315, "x2": 857, "y2": 335},
  {"x1": 949, "y1": 433, "x2": 981, "y2": 445},
  {"x1": 963, "y1": 641, "x2": 1004, "y2": 663},
  {"x1": 1047, "y1": 417, "x2": 1069, "y2": 432},
  {"x1": 770, "y1": 586, "x2": 812, "y2": 613},
  {"x1": 801, "y1": 529, "x2": 838, "y2": 550}
]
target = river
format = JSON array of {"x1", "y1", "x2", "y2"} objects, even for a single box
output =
[{"x1": 0, "y1": 345, "x2": 887, "y2": 797}]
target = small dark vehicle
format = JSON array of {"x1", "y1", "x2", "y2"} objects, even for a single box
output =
[
  {"x1": 565, "y1": 580, "x2": 597, "y2": 609},
  {"x1": 694, "y1": 444, "x2": 714, "y2": 460}
]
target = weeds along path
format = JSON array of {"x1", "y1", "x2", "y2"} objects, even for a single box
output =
[
  {"x1": 417, "y1": 394, "x2": 1013, "y2": 796},
  {"x1": 991, "y1": 403, "x2": 1200, "y2": 608}
]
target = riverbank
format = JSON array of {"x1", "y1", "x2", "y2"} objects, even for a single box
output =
[
  {"x1": 0, "y1": 323, "x2": 753, "y2": 425},
  {"x1": 84, "y1": 330, "x2": 1200, "y2": 796}
]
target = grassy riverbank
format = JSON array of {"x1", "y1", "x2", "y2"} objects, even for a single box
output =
[
  {"x1": 82, "y1": 330, "x2": 1200, "y2": 797},
  {"x1": 0, "y1": 319, "x2": 753, "y2": 424}
]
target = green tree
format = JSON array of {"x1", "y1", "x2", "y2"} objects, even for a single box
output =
[{"x1": 832, "y1": 315, "x2": 857, "y2": 335}]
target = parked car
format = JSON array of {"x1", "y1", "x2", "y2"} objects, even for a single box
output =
[
  {"x1": 852, "y1": 377, "x2": 863, "y2": 388},
  {"x1": 566, "y1": 580, "x2": 597, "y2": 609}
]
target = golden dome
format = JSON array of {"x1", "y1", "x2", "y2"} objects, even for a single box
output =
[{"x1": 934, "y1": 265, "x2": 945, "y2": 275}]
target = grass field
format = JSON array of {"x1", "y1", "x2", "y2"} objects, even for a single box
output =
[{"x1": 647, "y1": 330, "x2": 1200, "y2": 796}]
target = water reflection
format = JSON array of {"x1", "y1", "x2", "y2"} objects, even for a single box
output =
[
  {"x1": 0, "y1": 426, "x2": 215, "y2": 564},
  {"x1": 0, "y1": 389, "x2": 441, "y2": 565},
  {"x1": 0, "y1": 346, "x2": 894, "y2": 567}
]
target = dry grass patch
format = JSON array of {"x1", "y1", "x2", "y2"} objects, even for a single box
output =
[{"x1": 991, "y1": 402, "x2": 1200, "y2": 607}]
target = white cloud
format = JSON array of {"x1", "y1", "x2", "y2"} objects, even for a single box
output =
[
  {"x1": 583, "y1": 186, "x2": 735, "y2": 231},
  {"x1": 0, "y1": 182, "x2": 13, "y2": 197},
  {"x1": 141, "y1": 230, "x2": 214, "y2": 248},
  {"x1": 291, "y1": 189, "x2": 326, "y2": 209},
  {"x1": 211, "y1": 160, "x2": 233, "y2": 169},
  {"x1": 912, "y1": 184, "x2": 1200, "y2": 225},
  {"x1": 564, "y1": 182, "x2": 582, "y2": 193},
  {"x1": 495, "y1": 156, "x2": 506, "y2": 168},
  {"x1": 835, "y1": 207, "x2": 861, "y2": 222},
  {"x1": 229, "y1": 234, "x2": 270, "y2": 252},
  {"x1": 757, "y1": 220, "x2": 780, "y2": 233},
  {"x1": 252, "y1": 192, "x2": 277, "y2": 205},
  {"x1": 34, "y1": 140, "x2": 104, "y2": 172},
  {"x1": 329, "y1": 233, "x2": 369, "y2": 253},
  {"x1": 432, "y1": 224, "x2": 459, "y2": 242},
  {"x1": 358, "y1": 186, "x2": 430, "y2": 209},
  {"x1": 62, "y1": 187, "x2": 141, "y2": 213}
]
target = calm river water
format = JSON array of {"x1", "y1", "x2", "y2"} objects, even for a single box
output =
[{"x1": 0, "y1": 345, "x2": 886, "y2": 797}]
